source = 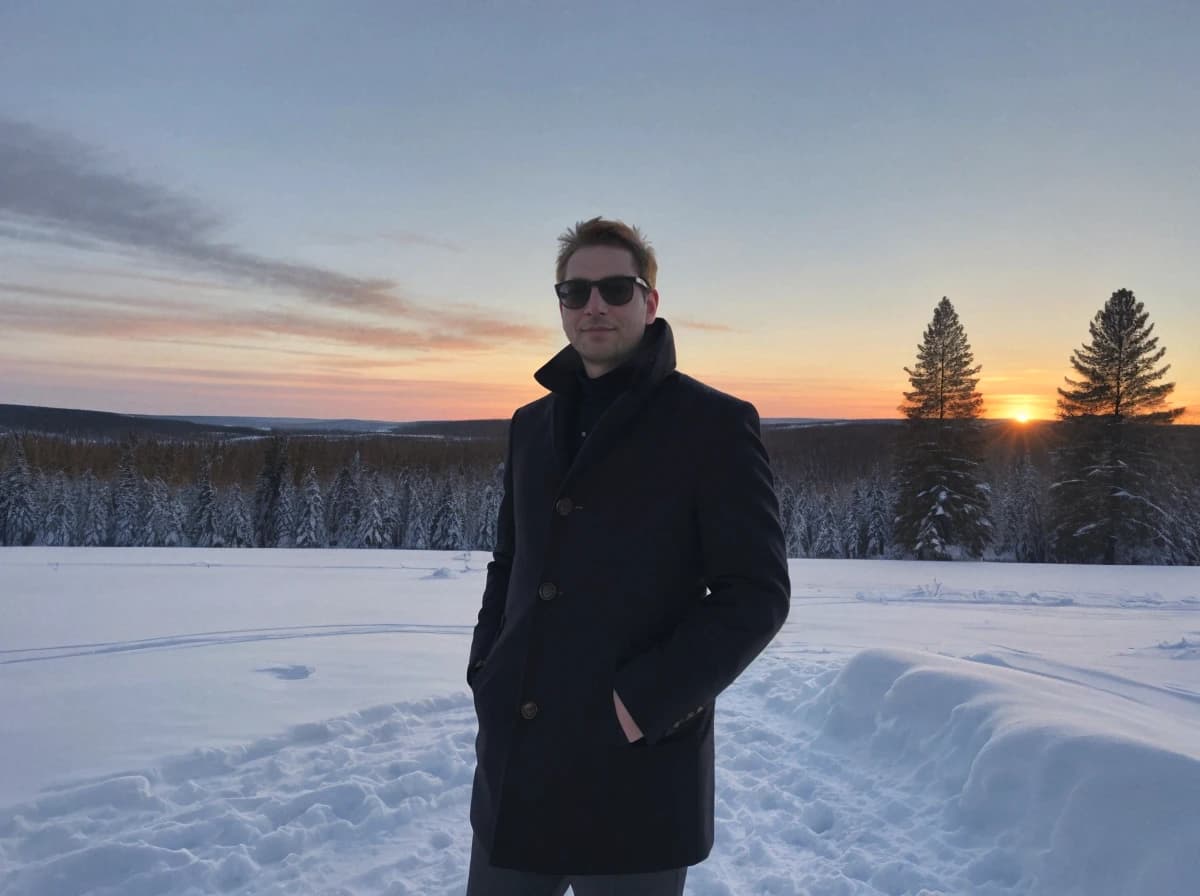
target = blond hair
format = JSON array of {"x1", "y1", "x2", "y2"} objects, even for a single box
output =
[{"x1": 555, "y1": 216, "x2": 658, "y2": 288}]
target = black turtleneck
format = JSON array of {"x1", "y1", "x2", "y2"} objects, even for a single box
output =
[{"x1": 569, "y1": 361, "x2": 637, "y2": 463}]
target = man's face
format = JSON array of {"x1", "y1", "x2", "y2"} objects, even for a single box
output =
[{"x1": 560, "y1": 245, "x2": 659, "y2": 379}]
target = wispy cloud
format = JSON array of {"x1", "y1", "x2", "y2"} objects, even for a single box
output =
[
  {"x1": 2, "y1": 356, "x2": 536, "y2": 419},
  {"x1": 0, "y1": 278, "x2": 550, "y2": 352},
  {"x1": 0, "y1": 117, "x2": 535, "y2": 345},
  {"x1": 0, "y1": 292, "x2": 545, "y2": 353},
  {"x1": 672, "y1": 317, "x2": 738, "y2": 334}
]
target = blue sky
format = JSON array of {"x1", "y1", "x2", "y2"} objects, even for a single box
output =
[{"x1": 1, "y1": 1, "x2": 1196, "y2": 420}]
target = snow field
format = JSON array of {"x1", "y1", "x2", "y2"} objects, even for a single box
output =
[
  {"x1": 2, "y1": 550, "x2": 1198, "y2": 895},
  {"x1": 4, "y1": 646, "x2": 1199, "y2": 894}
]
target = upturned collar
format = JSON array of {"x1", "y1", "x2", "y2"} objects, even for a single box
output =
[{"x1": 533, "y1": 318, "x2": 677, "y2": 396}]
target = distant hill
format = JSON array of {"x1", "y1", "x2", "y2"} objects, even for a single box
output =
[
  {"x1": 0, "y1": 404, "x2": 516, "y2": 442},
  {"x1": 0, "y1": 404, "x2": 265, "y2": 440}
]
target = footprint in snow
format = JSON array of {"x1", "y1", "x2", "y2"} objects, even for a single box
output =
[{"x1": 257, "y1": 665, "x2": 314, "y2": 680}]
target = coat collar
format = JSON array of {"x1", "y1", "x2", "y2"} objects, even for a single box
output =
[
  {"x1": 534, "y1": 318, "x2": 676, "y2": 396},
  {"x1": 534, "y1": 318, "x2": 677, "y2": 490}
]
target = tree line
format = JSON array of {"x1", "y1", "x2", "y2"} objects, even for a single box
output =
[{"x1": 0, "y1": 287, "x2": 1195, "y2": 563}]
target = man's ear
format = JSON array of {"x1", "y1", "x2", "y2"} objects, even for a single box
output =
[{"x1": 644, "y1": 288, "x2": 660, "y2": 324}]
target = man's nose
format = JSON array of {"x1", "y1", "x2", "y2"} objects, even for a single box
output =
[{"x1": 583, "y1": 286, "x2": 607, "y2": 313}]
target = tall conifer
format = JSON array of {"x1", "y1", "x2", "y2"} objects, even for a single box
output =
[
  {"x1": 1051, "y1": 288, "x2": 1185, "y2": 563},
  {"x1": 893, "y1": 297, "x2": 992, "y2": 559}
]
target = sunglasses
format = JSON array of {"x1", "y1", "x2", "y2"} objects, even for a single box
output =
[{"x1": 554, "y1": 275, "x2": 651, "y2": 310}]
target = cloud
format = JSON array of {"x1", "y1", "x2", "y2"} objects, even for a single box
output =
[
  {"x1": 0, "y1": 117, "x2": 534, "y2": 341},
  {"x1": 671, "y1": 317, "x2": 738, "y2": 334},
  {"x1": 0, "y1": 291, "x2": 547, "y2": 354},
  {"x1": 2, "y1": 356, "x2": 536, "y2": 420}
]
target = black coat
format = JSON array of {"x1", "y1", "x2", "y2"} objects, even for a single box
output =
[{"x1": 467, "y1": 318, "x2": 790, "y2": 874}]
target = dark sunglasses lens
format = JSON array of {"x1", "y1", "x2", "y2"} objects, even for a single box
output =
[
  {"x1": 556, "y1": 280, "x2": 591, "y2": 308},
  {"x1": 596, "y1": 278, "x2": 636, "y2": 306}
]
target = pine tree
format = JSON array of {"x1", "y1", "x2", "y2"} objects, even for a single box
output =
[
  {"x1": 327, "y1": 464, "x2": 360, "y2": 547},
  {"x1": 430, "y1": 477, "x2": 465, "y2": 550},
  {"x1": 141, "y1": 477, "x2": 183, "y2": 547},
  {"x1": 1051, "y1": 288, "x2": 1186, "y2": 563},
  {"x1": 473, "y1": 462, "x2": 505, "y2": 551},
  {"x1": 787, "y1": 484, "x2": 815, "y2": 559},
  {"x1": 223, "y1": 484, "x2": 254, "y2": 547},
  {"x1": 406, "y1": 488, "x2": 430, "y2": 550},
  {"x1": 294, "y1": 466, "x2": 327, "y2": 548},
  {"x1": 996, "y1": 453, "x2": 1049, "y2": 563},
  {"x1": 356, "y1": 472, "x2": 387, "y2": 548},
  {"x1": 1, "y1": 438, "x2": 38, "y2": 546},
  {"x1": 78, "y1": 471, "x2": 110, "y2": 546},
  {"x1": 40, "y1": 472, "x2": 76, "y2": 546},
  {"x1": 893, "y1": 297, "x2": 992, "y2": 559},
  {"x1": 813, "y1": 496, "x2": 841, "y2": 559},
  {"x1": 866, "y1": 479, "x2": 892, "y2": 558},
  {"x1": 110, "y1": 444, "x2": 144, "y2": 547},
  {"x1": 847, "y1": 483, "x2": 869, "y2": 559},
  {"x1": 253, "y1": 438, "x2": 291, "y2": 548},
  {"x1": 272, "y1": 476, "x2": 296, "y2": 548},
  {"x1": 189, "y1": 460, "x2": 221, "y2": 548}
]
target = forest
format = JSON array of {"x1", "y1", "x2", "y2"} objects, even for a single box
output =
[
  {"x1": 2, "y1": 289, "x2": 1195, "y2": 564},
  {"x1": 1, "y1": 417, "x2": 1195, "y2": 564}
]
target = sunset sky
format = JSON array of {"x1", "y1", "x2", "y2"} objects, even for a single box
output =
[{"x1": 1, "y1": 1, "x2": 1196, "y2": 423}]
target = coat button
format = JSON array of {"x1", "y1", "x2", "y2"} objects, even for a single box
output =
[
  {"x1": 538, "y1": 582, "x2": 558, "y2": 601},
  {"x1": 520, "y1": 701, "x2": 539, "y2": 720},
  {"x1": 555, "y1": 497, "x2": 574, "y2": 516}
]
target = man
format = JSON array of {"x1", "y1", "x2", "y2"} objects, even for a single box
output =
[{"x1": 466, "y1": 217, "x2": 790, "y2": 895}]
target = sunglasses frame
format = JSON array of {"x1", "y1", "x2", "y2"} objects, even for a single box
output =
[{"x1": 554, "y1": 275, "x2": 651, "y2": 310}]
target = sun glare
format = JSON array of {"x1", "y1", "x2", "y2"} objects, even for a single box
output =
[{"x1": 1014, "y1": 410, "x2": 1031, "y2": 424}]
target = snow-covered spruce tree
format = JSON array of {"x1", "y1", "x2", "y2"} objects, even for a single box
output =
[
  {"x1": 430, "y1": 476, "x2": 466, "y2": 550},
  {"x1": 141, "y1": 477, "x2": 184, "y2": 547},
  {"x1": 188, "y1": 460, "x2": 222, "y2": 548},
  {"x1": 406, "y1": 481, "x2": 430, "y2": 550},
  {"x1": 78, "y1": 471, "x2": 110, "y2": 546},
  {"x1": 1164, "y1": 477, "x2": 1200, "y2": 565},
  {"x1": 356, "y1": 472, "x2": 388, "y2": 548},
  {"x1": 326, "y1": 463, "x2": 360, "y2": 547},
  {"x1": 812, "y1": 495, "x2": 842, "y2": 559},
  {"x1": 39, "y1": 471, "x2": 76, "y2": 546},
  {"x1": 223, "y1": 483, "x2": 254, "y2": 547},
  {"x1": 253, "y1": 438, "x2": 291, "y2": 548},
  {"x1": 996, "y1": 453, "x2": 1049, "y2": 563},
  {"x1": 272, "y1": 475, "x2": 296, "y2": 548},
  {"x1": 865, "y1": 473, "x2": 895, "y2": 558},
  {"x1": 1051, "y1": 288, "x2": 1185, "y2": 564},
  {"x1": 110, "y1": 443, "x2": 144, "y2": 547},
  {"x1": 473, "y1": 483, "x2": 500, "y2": 550},
  {"x1": 471, "y1": 460, "x2": 505, "y2": 551},
  {"x1": 294, "y1": 466, "x2": 327, "y2": 548},
  {"x1": 1, "y1": 437, "x2": 38, "y2": 546},
  {"x1": 893, "y1": 297, "x2": 992, "y2": 560},
  {"x1": 0, "y1": 439, "x2": 12, "y2": 544},
  {"x1": 788, "y1": 482, "x2": 817, "y2": 559}
]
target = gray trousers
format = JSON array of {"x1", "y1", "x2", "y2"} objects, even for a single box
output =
[{"x1": 465, "y1": 837, "x2": 687, "y2": 895}]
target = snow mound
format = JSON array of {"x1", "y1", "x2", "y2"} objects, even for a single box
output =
[
  {"x1": 1154, "y1": 636, "x2": 1200, "y2": 660},
  {"x1": 804, "y1": 649, "x2": 1200, "y2": 895}
]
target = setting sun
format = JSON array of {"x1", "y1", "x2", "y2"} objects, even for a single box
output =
[{"x1": 1014, "y1": 410, "x2": 1031, "y2": 424}]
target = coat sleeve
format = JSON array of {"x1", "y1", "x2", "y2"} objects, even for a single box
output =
[
  {"x1": 613, "y1": 399, "x2": 791, "y2": 743},
  {"x1": 466, "y1": 412, "x2": 517, "y2": 685}
]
